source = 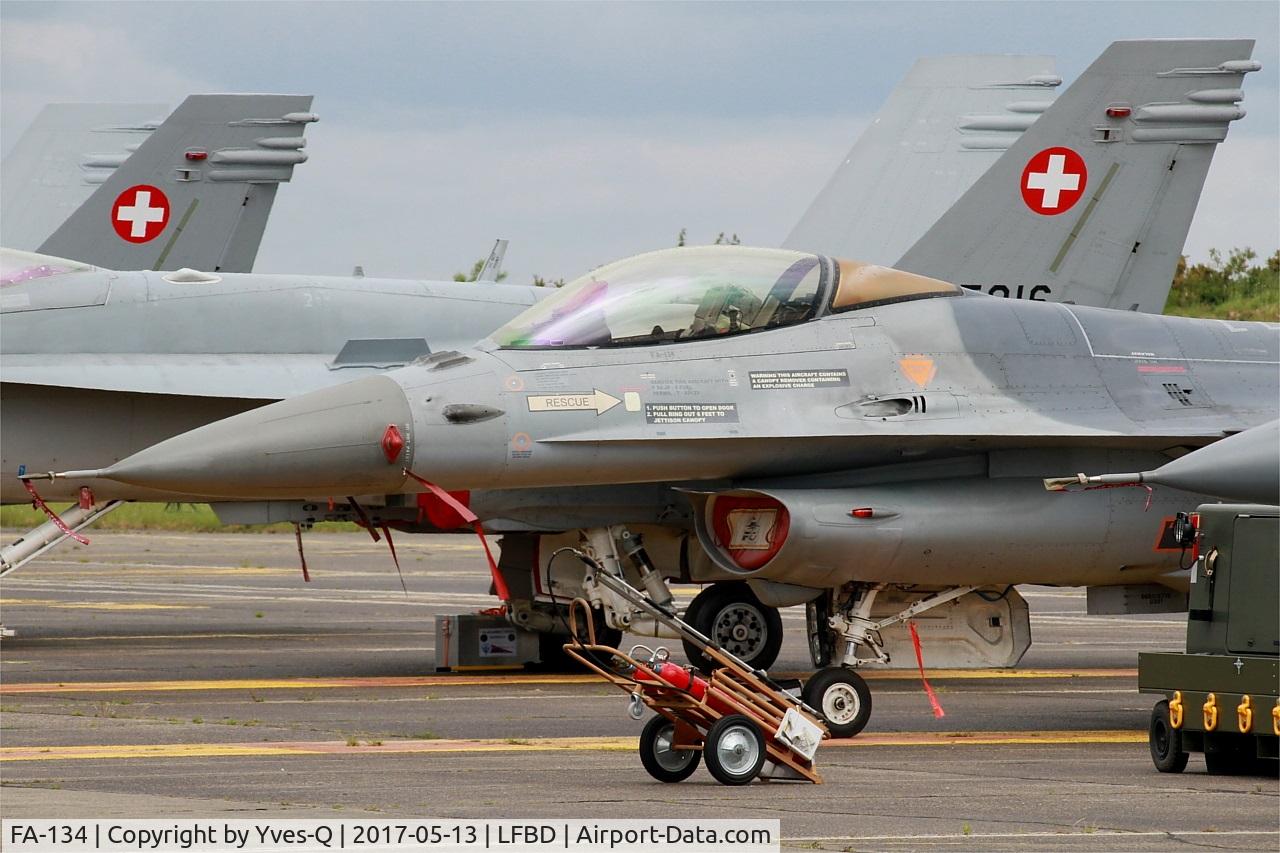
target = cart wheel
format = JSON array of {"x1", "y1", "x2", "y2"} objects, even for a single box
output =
[
  {"x1": 1149, "y1": 700, "x2": 1188, "y2": 773},
  {"x1": 681, "y1": 582, "x2": 783, "y2": 672},
  {"x1": 803, "y1": 667, "x2": 872, "y2": 738},
  {"x1": 704, "y1": 714, "x2": 766, "y2": 786},
  {"x1": 638, "y1": 715, "x2": 701, "y2": 783}
]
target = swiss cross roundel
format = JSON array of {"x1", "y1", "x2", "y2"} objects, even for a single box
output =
[
  {"x1": 111, "y1": 185, "x2": 170, "y2": 243},
  {"x1": 1020, "y1": 147, "x2": 1087, "y2": 216}
]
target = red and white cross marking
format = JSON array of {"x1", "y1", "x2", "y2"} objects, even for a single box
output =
[
  {"x1": 1020, "y1": 147, "x2": 1087, "y2": 216},
  {"x1": 111, "y1": 185, "x2": 170, "y2": 243}
]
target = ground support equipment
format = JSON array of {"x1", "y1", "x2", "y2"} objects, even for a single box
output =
[{"x1": 562, "y1": 563, "x2": 829, "y2": 786}]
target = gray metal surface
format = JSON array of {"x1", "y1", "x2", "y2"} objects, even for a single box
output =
[
  {"x1": 1, "y1": 103, "x2": 165, "y2": 251},
  {"x1": 785, "y1": 54, "x2": 1059, "y2": 265},
  {"x1": 899, "y1": 39, "x2": 1259, "y2": 313},
  {"x1": 0, "y1": 263, "x2": 541, "y2": 398},
  {"x1": 37, "y1": 94, "x2": 316, "y2": 273}
]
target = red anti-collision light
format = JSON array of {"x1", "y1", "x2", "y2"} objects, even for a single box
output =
[
  {"x1": 1105, "y1": 106, "x2": 1131, "y2": 118},
  {"x1": 185, "y1": 150, "x2": 208, "y2": 161},
  {"x1": 849, "y1": 507, "x2": 875, "y2": 519},
  {"x1": 381, "y1": 424, "x2": 405, "y2": 464}
]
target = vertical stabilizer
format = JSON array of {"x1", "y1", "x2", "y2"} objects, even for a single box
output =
[
  {"x1": 785, "y1": 55, "x2": 1060, "y2": 263},
  {"x1": 477, "y1": 239, "x2": 509, "y2": 282},
  {"x1": 1, "y1": 103, "x2": 165, "y2": 252},
  {"x1": 897, "y1": 40, "x2": 1258, "y2": 312},
  {"x1": 38, "y1": 94, "x2": 317, "y2": 272}
]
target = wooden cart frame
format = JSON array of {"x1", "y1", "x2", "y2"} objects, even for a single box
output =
[{"x1": 562, "y1": 579, "x2": 829, "y2": 785}]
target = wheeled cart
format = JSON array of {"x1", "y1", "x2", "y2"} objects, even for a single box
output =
[{"x1": 562, "y1": 567, "x2": 830, "y2": 785}]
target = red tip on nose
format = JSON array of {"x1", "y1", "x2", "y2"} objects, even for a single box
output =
[{"x1": 381, "y1": 424, "x2": 405, "y2": 464}]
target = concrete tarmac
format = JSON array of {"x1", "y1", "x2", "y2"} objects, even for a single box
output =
[{"x1": 1, "y1": 531, "x2": 1276, "y2": 851}]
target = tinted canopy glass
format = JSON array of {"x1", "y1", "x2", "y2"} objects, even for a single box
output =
[
  {"x1": 829, "y1": 259, "x2": 961, "y2": 311},
  {"x1": 0, "y1": 248, "x2": 97, "y2": 287},
  {"x1": 491, "y1": 247, "x2": 826, "y2": 349}
]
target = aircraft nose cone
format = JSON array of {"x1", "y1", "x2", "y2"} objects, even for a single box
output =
[{"x1": 100, "y1": 375, "x2": 413, "y2": 498}]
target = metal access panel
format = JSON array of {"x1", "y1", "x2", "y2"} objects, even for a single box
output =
[
  {"x1": 434, "y1": 613, "x2": 541, "y2": 671},
  {"x1": 1227, "y1": 515, "x2": 1280, "y2": 656},
  {"x1": 868, "y1": 587, "x2": 1032, "y2": 669}
]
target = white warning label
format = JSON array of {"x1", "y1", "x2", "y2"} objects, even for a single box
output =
[
  {"x1": 479, "y1": 630, "x2": 517, "y2": 657},
  {"x1": 749, "y1": 369, "x2": 848, "y2": 390},
  {"x1": 644, "y1": 403, "x2": 739, "y2": 425}
]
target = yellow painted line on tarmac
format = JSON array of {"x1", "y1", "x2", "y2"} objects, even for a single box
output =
[
  {"x1": 0, "y1": 675, "x2": 600, "y2": 695},
  {"x1": 0, "y1": 599, "x2": 202, "y2": 611},
  {"x1": 0, "y1": 668, "x2": 1136, "y2": 696},
  {"x1": 860, "y1": 667, "x2": 1138, "y2": 680},
  {"x1": 0, "y1": 730, "x2": 1146, "y2": 762}
]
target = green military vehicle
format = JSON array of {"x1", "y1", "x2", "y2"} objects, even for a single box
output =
[{"x1": 1140, "y1": 504, "x2": 1279, "y2": 775}]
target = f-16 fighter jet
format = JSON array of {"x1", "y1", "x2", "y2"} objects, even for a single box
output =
[
  {"x1": 1, "y1": 40, "x2": 1265, "y2": 683},
  {"x1": 44, "y1": 242, "x2": 1279, "y2": 734}
]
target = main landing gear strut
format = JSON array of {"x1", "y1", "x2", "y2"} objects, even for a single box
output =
[
  {"x1": 802, "y1": 583, "x2": 977, "y2": 736},
  {"x1": 573, "y1": 528, "x2": 784, "y2": 672}
]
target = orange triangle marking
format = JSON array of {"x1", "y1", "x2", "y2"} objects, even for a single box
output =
[{"x1": 899, "y1": 356, "x2": 937, "y2": 388}]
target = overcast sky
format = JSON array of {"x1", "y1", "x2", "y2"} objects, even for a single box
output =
[{"x1": 3, "y1": 1, "x2": 1277, "y2": 285}]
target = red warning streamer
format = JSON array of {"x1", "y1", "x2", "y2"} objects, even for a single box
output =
[
  {"x1": 380, "y1": 523, "x2": 408, "y2": 595},
  {"x1": 345, "y1": 496, "x2": 382, "y2": 543},
  {"x1": 404, "y1": 470, "x2": 510, "y2": 601},
  {"x1": 1053, "y1": 481, "x2": 1154, "y2": 512},
  {"x1": 21, "y1": 479, "x2": 89, "y2": 546},
  {"x1": 908, "y1": 620, "x2": 946, "y2": 719},
  {"x1": 293, "y1": 523, "x2": 311, "y2": 583}
]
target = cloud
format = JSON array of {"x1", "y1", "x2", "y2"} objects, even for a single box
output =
[
  {"x1": 1186, "y1": 133, "x2": 1280, "y2": 262},
  {"x1": 0, "y1": 17, "x2": 217, "y2": 146},
  {"x1": 254, "y1": 112, "x2": 866, "y2": 284},
  {"x1": 3, "y1": 1, "x2": 1275, "y2": 283}
]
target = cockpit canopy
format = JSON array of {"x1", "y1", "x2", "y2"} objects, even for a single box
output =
[
  {"x1": 0, "y1": 248, "x2": 98, "y2": 287},
  {"x1": 490, "y1": 246, "x2": 961, "y2": 350}
]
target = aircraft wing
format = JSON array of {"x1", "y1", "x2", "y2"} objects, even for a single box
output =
[
  {"x1": 1, "y1": 103, "x2": 166, "y2": 252},
  {"x1": 0, "y1": 353, "x2": 373, "y2": 400},
  {"x1": 37, "y1": 94, "x2": 317, "y2": 273},
  {"x1": 784, "y1": 55, "x2": 1059, "y2": 264}
]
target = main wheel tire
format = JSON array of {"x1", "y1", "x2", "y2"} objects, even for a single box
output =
[
  {"x1": 1149, "y1": 700, "x2": 1189, "y2": 773},
  {"x1": 803, "y1": 667, "x2": 873, "y2": 738},
  {"x1": 638, "y1": 715, "x2": 701, "y2": 783},
  {"x1": 806, "y1": 595, "x2": 834, "y2": 669},
  {"x1": 681, "y1": 582, "x2": 783, "y2": 673},
  {"x1": 703, "y1": 714, "x2": 766, "y2": 786}
]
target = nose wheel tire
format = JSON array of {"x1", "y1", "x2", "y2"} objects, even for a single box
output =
[
  {"x1": 681, "y1": 582, "x2": 783, "y2": 672},
  {"x1": 703, "y1": 714, "x2": 766, "y2": 786},
  {"x1": 1148, "y1": 700, "x2": 1188, "y2": 773},
  {"x1": 638, "y1": 715, "x2": 701, "y2": 783},
  {"x1": 803, "y1": 667, "x2": 873, "y2": 738}
]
